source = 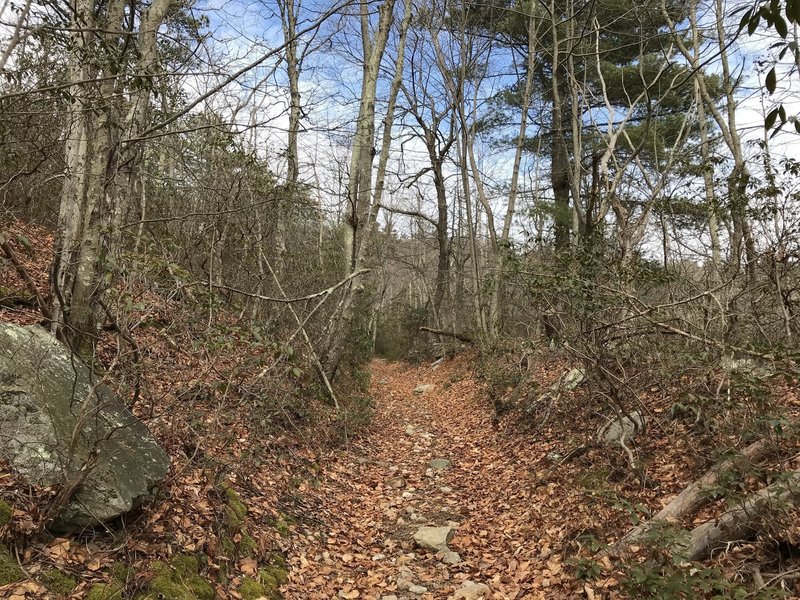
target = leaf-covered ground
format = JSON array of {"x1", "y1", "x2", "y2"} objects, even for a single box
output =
[{"x1": 282, "y1": 357, "x2": 612, "y2": 599}]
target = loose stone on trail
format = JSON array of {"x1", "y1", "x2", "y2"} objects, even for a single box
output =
[{"x1": 429, "y1": 458, "x2": 452, "y2": 470}]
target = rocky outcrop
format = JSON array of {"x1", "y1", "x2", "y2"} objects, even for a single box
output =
[{"x1": 0, "y1": 324, "x2": 170, "y2": 530}]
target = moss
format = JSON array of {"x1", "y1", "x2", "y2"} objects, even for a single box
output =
[
  {"x1": 39, "y1": 568, "x2": 77, "y2": 596},
  {"x1": 109, "y1": 562, "x2": 134, "y2": 586},
  {"x1": 575, "y1": 467, "x2": 612, "y2": 491},
  {"x1": 0, "y1": 543, "x2": 23, "y2": 586},
  {"x1": 0, "y1": 500, "x2": 12, "y2": 526},
  {"x1": 220, "y1": 483, "x2": 247, "y2": 530},
  {"x1": 85, "y1": 582, "x2": 123, "y2": 600},
  {"x1": 220, "y1": 536, "x2": 236, "y2": 556},
  {"x1": 139, "y1": 554, "x2": 214, "y2": 600},
  {"x1": 239, "y1": 576, "x2": 267, "y2": 600},
  {"x1": 262, "y1": 561, "x2": 288, "y2": 587},
  {"x1": 240, "y1": 531, "x2": 258, "y2": 556},
  {"x1": 265, "y1": 514, "x2": 291, "y2": 538},
  {"x1": 239, "y1": 566, "x2": 287, "y2": 600}
]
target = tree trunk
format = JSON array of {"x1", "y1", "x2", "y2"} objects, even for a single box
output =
[
  {"x1": 52, "y1": 0, "x2": 170, "y2": 357},
  {"x1": 325, "y1": 0, "x2": 410, "y2": 377}
]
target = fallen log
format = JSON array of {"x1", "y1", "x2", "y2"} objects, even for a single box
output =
[
  {"x1": 615, "y1": 438, "x2": 773, "y2": 549},
  {"x1": 419, "y1": 327, "x2": 474, "y2": 344},
  {"x1": 683, "y1": 471, "x2": 800, "y2": 561}
]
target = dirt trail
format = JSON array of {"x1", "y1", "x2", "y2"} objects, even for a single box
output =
[{"x1": 284, "y1": 357, "x2": 582, "y2": 599}]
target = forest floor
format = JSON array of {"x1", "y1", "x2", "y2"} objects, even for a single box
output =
[{"x1": 282, "y1": 357, "x2": 608, "y2": 600}]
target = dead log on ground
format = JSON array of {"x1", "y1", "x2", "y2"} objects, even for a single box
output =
[
  {"x1": 615, "y1": 438, "x2": 774, "y2": 549},
  {"x1": 419, "y1": 327, "x2": 474, "y2": 344},
  {"x1": 683, "y1": 471, "x2": 800, "y2": 561}
]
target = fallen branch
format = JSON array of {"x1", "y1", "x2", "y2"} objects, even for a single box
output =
[
  {"x1": 419, "y1": 327, "x2": 474, "y2": 344},
  {"x1": 683, "y1": 471, "x2": 800, "y2": 561},
  {"x1": 616, "y1": 438, "x2": 774, "y2": 550},
  {"x1": 0, "y1": 232, "x2": 51, "y2": 320},
  {"x1": 213, "y1": 268, "x2": 369, "y2": 304}
]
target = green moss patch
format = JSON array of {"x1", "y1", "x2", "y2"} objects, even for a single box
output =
[
  {"x1": 39, "y1": 568, "x2": 77, "y2": 596},
  {"x1": 265, "y1": 514, "x2": 292, "y2": 538},
  {"x1": 238, "y1": 560, "x2": 288, "y2": 600},
  {"x1": 84, "y1": 561, "x2": 131, "y2": 600},
  {"x1": 0, "y1": 543, "x2": 23, "y2": 586},
  {"x1": 0, "y1": 500, "x2": 12, "y2": 526},
  {"x1": 139, "y1": 554, "x2": 214, "y2": 600},
  {"x1": 220, "y1": 482, "x2": 247, "y2": 530},
  {"x1": 217, "y1": 482, "x2": 260, "y2": 561},
  {"x1": 85, "y1": 582, "x2": 123, "y2": 600}
]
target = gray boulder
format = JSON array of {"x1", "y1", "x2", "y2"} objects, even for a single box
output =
[
  {"x1": 600, "y1": 410, "x2": 647, "y2": 444},
  {"x1": 413, "y1": 384, "x2": 434, "y2": 395},
  {"x1": 0, "y1": 324, "x2": 170, "y2": 530}
]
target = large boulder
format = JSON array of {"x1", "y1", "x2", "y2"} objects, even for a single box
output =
[{"x1": 0, "y1": 324, "x2": 170, "y2": 530}]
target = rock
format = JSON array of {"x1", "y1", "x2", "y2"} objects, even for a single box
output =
[
  {"x1": 0, "y1": 324, "x2": 170, "y2": 530},
  {"x1": 429, "y1": 458, "x2": 452, "y2": 470},
  {"x1": 397, "y1": 566, "x2": 414, "y2": 590},
  {"x1": 600, "y1": 410, "x2": 647, "y2": 444},
  {"x1": 721, "y1": 356, "x2": 775, "y2": 379},
  {"x1": 413, "y1": 384, "x2": 434, "y2": 395},
  {"x1": 402, "y1": 491, "x2": 413, "y2": 499},
  {"x1": 372, "y1": 553, "x2": 386, "y2": 561},
  {"x1": 529, "y1": 368, "x2": 586, "y2": 412},
  {"x1": 437, "y1": 549, "x2": 461, "y2": 564},
  {"x1": 405, "y1": 425, "x2": 416, "y2": 436},
  {"x1": 356, "y1": 456, "x2": 369, "y2": 465},
  {"x1": 453, "y1": 581, "x2": 491, "y2": 599},
  {"x1": 408, "y1": 584, "x2": 428, "y2": 594},
  {"x1": 413, "y1": 525, "x2": 455, "y2": 551},
  {"x1": 381, "y1": 596, "x2": 399, "y2": 600},
  {"x1": 559, "y1": 368, "x2": 586, "y2": 391},
  {"x1": 440, "y1": 486, "x2": 453, "y2": 493},
  {"x1": 386, "y1": 476, "x2": 406, "y2": 489}
]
